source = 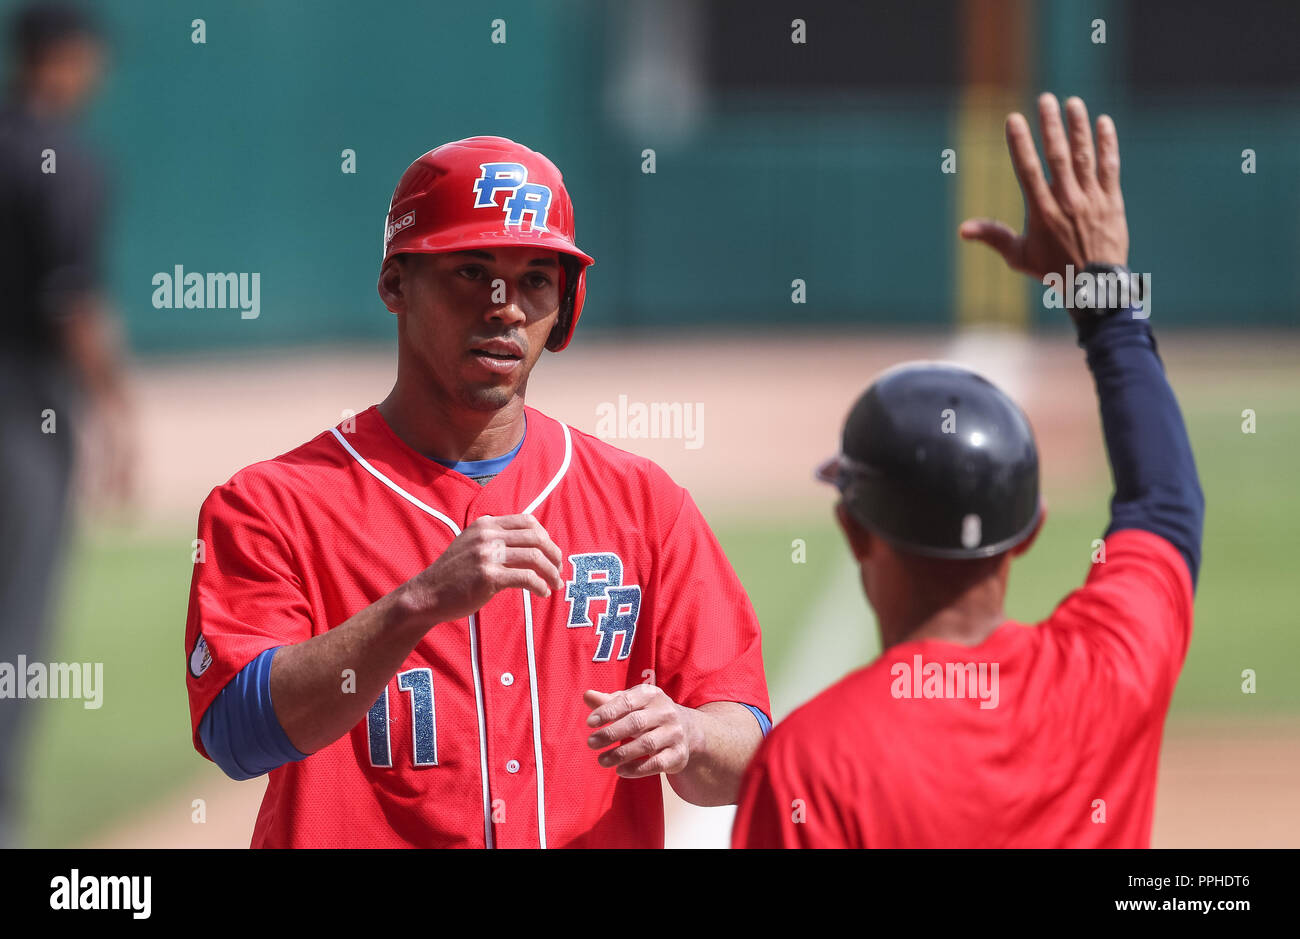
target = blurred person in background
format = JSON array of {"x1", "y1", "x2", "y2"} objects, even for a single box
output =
[{"x1": 0, "y1": 2, "x2": 133, "y2": 846}]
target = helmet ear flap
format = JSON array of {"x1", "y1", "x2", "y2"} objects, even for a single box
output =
[{"x1": 546, "y1": 254, "x2": 584, "y2": 352}]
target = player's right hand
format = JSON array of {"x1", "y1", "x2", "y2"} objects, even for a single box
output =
[
  {"x1": 405, "y1": 513, "x2": 565, "y2": 625},
  {"x1": 958, "y1": 93, "x2": 1129, "y2": 281}
]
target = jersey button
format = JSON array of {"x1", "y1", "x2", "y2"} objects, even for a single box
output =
[
  {"x1": 500, "y1": 672, "x2": 514, "y2": 686},
  {"x1": 506, "y1": 759, "x2": 520, "y2": 774}
]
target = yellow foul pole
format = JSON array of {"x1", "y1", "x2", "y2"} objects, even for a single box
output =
[{"x1": 955, "y1": 0, "x2": 1032, "y2": 330}]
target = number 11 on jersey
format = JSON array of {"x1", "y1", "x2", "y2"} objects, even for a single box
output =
[{"x1": 367, "y1": 667, "x2": 437, "y2": 767}]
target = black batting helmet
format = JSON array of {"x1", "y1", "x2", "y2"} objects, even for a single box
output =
[{"x1": 817, "y1": 362, "x2": 1041, "y2": 559}]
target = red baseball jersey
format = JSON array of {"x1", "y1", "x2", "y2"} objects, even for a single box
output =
[
  {"x1": 732, "y1": 529, "x2": 1193, "y2": 848},
  {"x1": 185, "y1": 404, "x2": 769, "y2": 848}
]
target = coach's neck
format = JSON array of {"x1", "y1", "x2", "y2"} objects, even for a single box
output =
[{"x1": 836, "y1": 503, "x2": 1012, "y2": 651}]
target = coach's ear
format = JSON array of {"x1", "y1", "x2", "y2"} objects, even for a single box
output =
[
  {"x1": 377, "y1": 255, "x2": 409, "y2": 315},
  {"x1": 1010, "y1": 499, "x2": 1048, "y2": 558},
  {"x1": 834, "y1": 501, "x2": 873, "y2": 561}
]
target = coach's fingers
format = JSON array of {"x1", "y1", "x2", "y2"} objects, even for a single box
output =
[
  {"x1": 958, "y1": 219, "x2": 1022, "y2": 268},
  {"x1": 1065, "y1": 96, "x2": 1097, "y2": 189},
  {"x1": 1004, "y1": 112, "x2": 1055, "y2": 214},
  {"x1": 1037, "y1": 93, "x2": 1083, "y2": 206},
  {"x1": 1095, "y1": 114, "x2": 1121, "y2": 194}
]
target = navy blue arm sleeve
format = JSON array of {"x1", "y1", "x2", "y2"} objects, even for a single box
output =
[
  {"x1": 1079, "y1": 309, "x2": 1205, "y2": 587},
  {"x1": 198, "y1": 646, "x2": 308, "y2": 780}
]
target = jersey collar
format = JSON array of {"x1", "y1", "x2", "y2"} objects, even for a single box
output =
[{"x1": 339, "y1": 404, "x2": 571, "y2": 525}]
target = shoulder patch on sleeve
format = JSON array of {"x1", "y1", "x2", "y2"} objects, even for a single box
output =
[{"x1": 189, "y1": 633, "x2": 212, "y2": 678}]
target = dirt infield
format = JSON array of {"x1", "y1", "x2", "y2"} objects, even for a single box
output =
[
  {"x1": 128, "y1": 327, "x2": 1291, "y2": 525},
  {"x1": 86, "y1": 329, "x2": 1300, "y2": 848},
  {"x1": 1153, "y1": 718, "x2": 1300, "y2": 848},
  {"x1": 123, "y1": 328, "x2": 1115, "y2": 527}
]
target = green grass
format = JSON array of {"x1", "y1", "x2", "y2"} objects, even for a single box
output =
[
  {"x1": 1172, "y1": 394, "x2": 1300, "y2": 713},
  {"x1": 17, "y1": 372, "x2": 1298, "y2": 846},
  {"x1": 715, "y1": 517, "x2": 845, "y2": 674},
  {"x1": 19, "y1": 526, "x2": 201, "y2": 848}
]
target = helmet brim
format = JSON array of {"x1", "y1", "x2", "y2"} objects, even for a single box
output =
[{"x1": 386, "y1": 220, "x2": 593, "y2": 267}]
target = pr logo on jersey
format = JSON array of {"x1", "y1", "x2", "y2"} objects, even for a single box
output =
[
  {"x1": 472, "y1": 162, "x2": 552, "y2": 232},
  {"x1": 189, "y1": 634, "x2": 212, "y2": 678},
  {"x1": 565, "y1": 552, "x2": 642, "y2": 662}
]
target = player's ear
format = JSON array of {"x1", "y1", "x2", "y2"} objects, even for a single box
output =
[
  {"x1": 377, "y1": 255, "x2": 409, "y2": 315},
  {"x1": 1010, "y1": 498, "x2": 1048, "y2": 558},
  {"x1": 545, "y1": 254, "x2": 577, "y2": 352}
]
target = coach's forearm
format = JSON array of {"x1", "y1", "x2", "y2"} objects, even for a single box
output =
[
  {"x1": 270, "y1": 584, "x2": 433, "y2": 755},
  {"x1": 669, "y1": 702, "x2": 764, "y2": 807},
  {"x1": 1080, "y1": 308, "x2": 1205, "y2": 586}
]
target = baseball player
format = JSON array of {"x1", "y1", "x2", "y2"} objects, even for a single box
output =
[
  {"x1": 732, "y1": 94, "x2": 1203, "y2": 848},
  {"x1": 184, "y1": 137, "x2": 771, "y2": 848}
]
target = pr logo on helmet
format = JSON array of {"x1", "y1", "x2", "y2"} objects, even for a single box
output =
[{"x1": 472, "y1": 162, "x2": 552, "y2": 232}]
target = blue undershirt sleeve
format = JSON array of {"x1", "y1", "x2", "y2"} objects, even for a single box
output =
[
  {"x1": 740, "y1": 703, "x2": 773, "y2": 736},
  {"x1": 1079, "y1": 307, "x2": 1205, "y2": 588},
  {"x1": 199, "y1": 646, "x2": 308, "y2": 780}
]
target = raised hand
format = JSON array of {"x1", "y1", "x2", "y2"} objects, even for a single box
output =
[{"x1": 959, "y1": 93, "x2": 1128, "y2": 281}]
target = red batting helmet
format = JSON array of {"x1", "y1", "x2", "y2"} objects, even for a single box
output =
[{"x1": 381, "y1": 136, "x2": 594, "y2": 351}]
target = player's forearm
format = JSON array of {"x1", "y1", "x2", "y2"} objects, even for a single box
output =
[
  {"x1": 269, "y1": 583, "x2": 432, "y2": 754},
  {"x1": 668, "y1": 702, "x2": 764, "y2": 807},
  {"x1": 1080, "y1": 308, "x2": 1205, "y2": 585},
  {"x1": 270, "y1": 513, "x2": 560, "y2": 755}
]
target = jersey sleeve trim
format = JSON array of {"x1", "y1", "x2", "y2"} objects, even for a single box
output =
[
  {"x1": 198, "y1": 646, "x2": 308, "y2": 780},
  {"x1": 739, "y1": 703, "x2": 773, "y2": 736}
]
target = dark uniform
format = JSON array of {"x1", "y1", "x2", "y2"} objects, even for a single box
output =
[{"x1": 0, "y1": 99, "x2": 105, "y2": 846}]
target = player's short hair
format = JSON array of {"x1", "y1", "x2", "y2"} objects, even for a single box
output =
[{"x1": 9, "y1": 2, "x2": 101, "y2": 69}]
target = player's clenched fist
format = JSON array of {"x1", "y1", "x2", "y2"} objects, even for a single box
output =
[
  {"x1": 404, "y1": 514, "x2": 565, "y2": 625},
  {"x1": 584, "y1": 686, "x2": 699, "y2": 778}
]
